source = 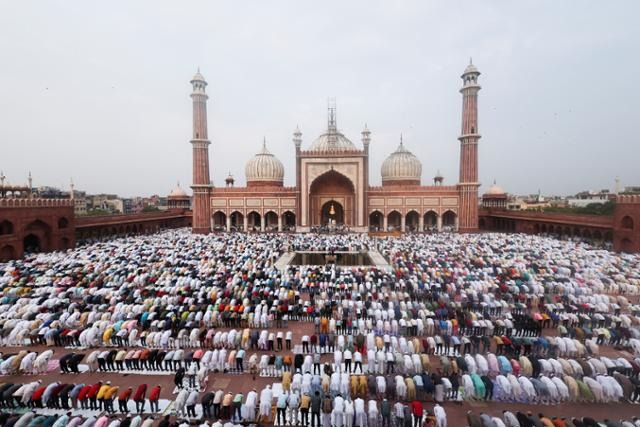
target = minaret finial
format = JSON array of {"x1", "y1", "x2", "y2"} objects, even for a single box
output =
[
  {"x1": 400, "y1": 133, "x2": 403, "y2": 145},
  {"x1": 263, "y1": 136, "x2": 267, "y2": 148},
  {"x1": 328, "y1": 97, "x2": 337, "y2": 132},
  {"x1": 469, "y1": 57, "x2": 473, "y2": 65}
]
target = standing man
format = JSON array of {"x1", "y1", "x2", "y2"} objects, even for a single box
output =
[
  {"x1": 276, "y1": 391, "x2": 288, "y2": 426},
  {"x1": 288, "y1": 391, "x2": 300, "y2": 426},
  {"x1": 310, "y1": 390, "x2": 322, "y2": 427},
  {"x1": 411, "y1": 399, "x2": 423, "y2": 427},
  {"x1": 235, "y1": 349, "x2": 245, "y2": 373},
  {"x1": 300, "y1": 392, "x2": 311, "y2": 426}
]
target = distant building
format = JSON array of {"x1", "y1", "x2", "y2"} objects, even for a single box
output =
[
  {"x1": 167, "y1": 183, "x2": 191, "y2": 210},
  {"x1": 37, "y1": 186, "x2": 69, "y2": 199},
  {"x1": 623, "y1": 186, "x2": 640, "y2": 194},
  {"x1": 73, "y1": 192, "x2": 88, "y2": 216},
  {"x1": 566, "y1": 190, "x2": 613, "y2": 207},
  {"x1": 506, "y1": 192, "x2": 551, "y2": 211},
  {"x1": 122, "y1": 198, "x2": 134, "y2": 214},
  {"x1": 481, "y1": 181, "x2": 507, "y2": 209}
]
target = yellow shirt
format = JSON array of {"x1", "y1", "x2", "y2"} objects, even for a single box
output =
[
  {"x1": 222, "y1": 393, "x2": 233, "y2": 406},
  {"x1": 97, "y1": 385, "x2": 111, "y2": 399},
  {"x1": 300, "y1": 395, "x2": 311, "y2": 409},
  {"x1": 105, "y1": 386, "x2": 119, "y2": 399}
]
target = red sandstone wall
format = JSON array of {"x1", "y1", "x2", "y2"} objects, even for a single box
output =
[
  {"x1": 0, "y1": 204, "x2": 75, "y2": 261},
  {"x1": 613, "y1": 196, "x2": 640, "y2": 252}
]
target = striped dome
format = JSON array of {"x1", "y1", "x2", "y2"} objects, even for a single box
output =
[
  {"x1": 381, "y1": 139, "x2": 422, "y2": 184},
  {"x1": 245, "y1": 140, "x2": 284, "y2": 185}
]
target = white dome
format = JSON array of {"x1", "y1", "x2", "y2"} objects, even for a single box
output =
[
  {"x1": 169, "y1": 183, "x2": 188, "y2": 197},
  {"x1": 381, "y1": 139, "x2": 422, "y2": 184},
  {"x1": 485, "y1": 181, "x2": 506, "y2": 195},
  {"x1": 245, "y1": 140, "x2": 284, "y2": 184},
  {"x1": 308, "y1": 130, "x2": 357, "y2": 152},
  {"x1": 191, "y1": 71, "x2": 206, "y2": 83}
]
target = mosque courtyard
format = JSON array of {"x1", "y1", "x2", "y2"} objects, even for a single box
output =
[{"x1": 1, "y1": 230, "x2": 640, "y2": 427}]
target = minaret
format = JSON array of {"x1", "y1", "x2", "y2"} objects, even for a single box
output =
[
  {"x1": 293, "y1": 125, "x2": 302, "y2": 228},
  {"x1": 190, "y1": 70, "x2": 212, "y2": 234},
  {"x1": 458, "y1": 59, "x2": 481, "y2": 232},
  {"x1": 361, "y1": 124, "x2": 371, "y2": 227},
  {"x1": 28, "y1": 171, "x2": 33, "y2": 198}
]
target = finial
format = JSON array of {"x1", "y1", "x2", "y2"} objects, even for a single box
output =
[
  {"x1": 263, "y1": 136, "x2": 267, "y2": 148},
  {"x1": 493, "y1": 179, "x2": 496, "y2": 185},
  {"x1": 469, "y1": 57, "x2": 473, "y2": 65},
  {"x1": 328, "y1": 97, "x2": 337, "y2": 131},
  {"x1": 28, "y1": 171, "x2": 33, "y2": 188},
  {"x1": 400, "y1": 133, "x2": 403, "y2": 145},
  {"x1": 197, "y1": 66, "x2": 200, "y2": 73}
]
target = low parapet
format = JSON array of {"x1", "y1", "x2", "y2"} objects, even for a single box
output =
[
  {"x1": 0, "y1": 198, "x2": 74, "y2": 208},
  {"x1": 617, "y1": 195, "x2": 640, "y2": 204}
]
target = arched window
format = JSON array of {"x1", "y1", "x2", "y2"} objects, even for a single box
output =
[
  {"x1": 621, "y1": 216, "x2": 634, "y2": 230},
  {"x1": 0, "y1": 220, "x2": 13, "y2": 235}
]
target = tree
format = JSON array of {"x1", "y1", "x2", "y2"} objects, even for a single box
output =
[
  {"x1": 142, "y1": 205, "x2": 160, "y2": 213},
  {"x1": 542, "y1": 200, "x2": 614, "y2": 216}
]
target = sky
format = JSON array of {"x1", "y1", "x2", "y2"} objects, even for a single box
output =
[{"x1": 0, "y1": 1, "x2": 638, "y2": 198}]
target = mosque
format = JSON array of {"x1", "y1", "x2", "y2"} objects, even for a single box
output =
[{"x1": 190, "y1": 61, "x2": 482, "y2": 234}]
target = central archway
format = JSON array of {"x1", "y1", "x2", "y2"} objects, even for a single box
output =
[
  {"x1": 321, "y1": 200, "x2": 344, "y2": 225},
  {"x1": 309, "y1": 170, "x2": 355, "y2": 227}
]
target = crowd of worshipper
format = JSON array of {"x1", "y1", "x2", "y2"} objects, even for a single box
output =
[
  {"x1": 465, "y1": 410, "x2": 640, "y2": 427},
  {"x1": 1, "y1": 230, "x2": 640, "y2": 427}
]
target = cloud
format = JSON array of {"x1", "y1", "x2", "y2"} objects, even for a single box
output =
[{"x1": 0, "y1": 0, "x2": 638, "y2": 197}]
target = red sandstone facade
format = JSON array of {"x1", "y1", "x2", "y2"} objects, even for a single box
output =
[
  {"x1": 613, "y1": 195, "x2": 640, "y2": 252},
  {"x1": 0, "y1": 198, "x2": 75, "y2": 261},
  {"x1": 191, "y1": 62, "x2": 482, "y2": 233}
]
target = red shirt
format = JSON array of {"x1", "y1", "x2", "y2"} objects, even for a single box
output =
[
  {"x1": 411, "y1": 400, "x2": 423, "y2": 417},
  {"x1": 149, "y1": 386, "x2": 161, "y2": 401},
  {"x1": 87, "y1": 383, "x2": 102, "y2": 399},
  {"x1": 78, "y1": 386, "x2": 92, "y2": 400},
  {"x1": 133, "y1": 384, "x2": 147, "y2": 401},
  {"x1": 118, "y1": 389, "x2": 132, "y2": 401},
  {"x1": 32, "y1": 386, "x2": 47, "y2": 401}
]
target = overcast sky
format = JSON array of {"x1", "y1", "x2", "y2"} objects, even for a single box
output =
[{"x1": 1, "y1": 1, "x2": 638, "y2": 198}]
